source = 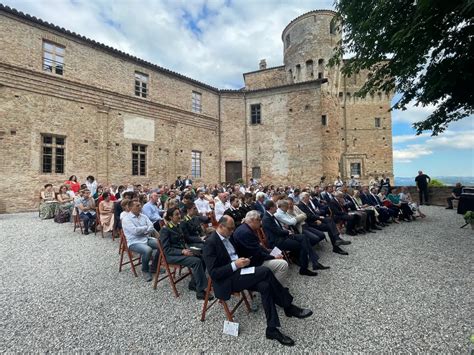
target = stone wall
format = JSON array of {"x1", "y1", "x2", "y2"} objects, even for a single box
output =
[
  {"x1": 398, "y1": 186, "x2": 456, "y2": 207},
  {"x1": 243, "y1": 66, "x2": 286, "y2": 90}
]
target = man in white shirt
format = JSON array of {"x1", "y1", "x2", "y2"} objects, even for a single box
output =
[
  {"x1": 194, "y1": 190, "x2": 212, "y2": 216},
  {"x1": 122, "y1": 200, "x2": 159, "y2": 282},
  {"x1": 214, "y1": 192, "x2": 230, "y2": 221},
  {"x1": 142, "y1": 192, "x2": 163, "y2": 231}
]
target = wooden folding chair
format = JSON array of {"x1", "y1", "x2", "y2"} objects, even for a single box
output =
[
  {"x1": 200, "y1": 278, "x2": 251, "y2": 322},
  {"x1": 152, "y1": 239, "x2": 192, "y2": 297},
  {"x1": 73, "y1": 207, "x2": 84, "y2": 234},
  {"x1": 118, "y1": 229, "x2": 142, "y2": 277}
]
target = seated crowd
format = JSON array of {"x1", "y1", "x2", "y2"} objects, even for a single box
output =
[{"x1": 39, "y1": 174, "x2": 434, "y2": 346}]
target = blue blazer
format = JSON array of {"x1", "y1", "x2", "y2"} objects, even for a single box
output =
[{"x1": 233, "y1": 223, "x2": 273, "y2": 267}]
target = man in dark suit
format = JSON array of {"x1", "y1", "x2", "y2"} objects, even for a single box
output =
[
  {"x1": 224, "y1": 194, "x2": 245, "y2": 227},
  {"x1": 203, "y1": 215, "x2": 313, "y2": 346},
  {"x1": 329, "y1": 191, "x2": 360, "y2": 236},
  {"x1": 233, "y1": 210, "x2": 288, "y2": 283},
  {"x1": 262, "y1": 200, "x2": 318, "y2": 276},
  {"x1": 180, "y1": 202, "x2": 206, "y2": 245},
  {"x1": 298, "y1": 192, "x2": 350, "y2": 255},
  {"x1": 175, "y1": 176, "x2": 184, "y2": 191}
]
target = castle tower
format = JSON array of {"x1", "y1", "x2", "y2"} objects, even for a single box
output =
[{"x1": 281, "y1": 10, "x2": 340, "y2": 85}]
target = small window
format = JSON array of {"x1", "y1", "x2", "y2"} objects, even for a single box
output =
[
  {"x1": 192, "y1": 91, "x2": 202, "y2": 113},
  {"x1": 321, "y1": 115, "x2": 327, "y2": 126},
  {"x1": 250, "y1": 104, "x2": 261, "y2": 125},
  {"x1": 41, "y1": 134, "x2": 65, "y2": 174},
  {"x1": 295, "y1": 64, "x2": 301, "y2": 80},
  {"x1": 42, "y1": 40, "x2": 65, "y2": 75},
  {"x1": 375, "y1": 117, "x2": 381, "y2": 128},
  {"x1": 191, "y1": 150, "x2": 201, "y2": 178},
  {"x1": 318, "y1": 72, "x2": 323, "y2": 79},
  {"x1": 330, "y1": 20, "x2": 336, "y2": 34},
  {"x1": 252, "y1": 167, "x2": 261, "y2": 179},
  {"x1": 132, "y1": 143, "x2": 147, "y2": 176},
  {"x1": 318, "y1": 59, "x2": 324, "y2": 65},
  {"x1": 350, "y1": 163, "x2": 361, "y2": 176},
  {"x1": 134, "y1": 72, "x2": 148, "y2": 98},
  {"x1": 285, "y1": 34, "x2": 290, "y2": 48},
  {"x1": 305, "y1": 60, "x2": 313, "y2": 77}
]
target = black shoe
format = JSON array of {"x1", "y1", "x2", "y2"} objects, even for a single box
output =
[
  {"x1": 84, "y1": 230, "x2": 89, "y2": 235},
  {"x1": 446, "y1": 207, "x2": 453, "y2": 209},
  {"x1": 333, "y1": 248, "x2": 349, "y2": 255},
  {"x1": 284, "y1": 305, "x2": 313, "y2": 319},
  {"x1": 373, "y1": 226, "x2": 383, "y2": 230},
  {"x1": 188, "y1": 282, "x2": 197, "y2": 291},
  {"x1": 314, "y1": 262, "x2": 330, "y2": 270},
  {"x1": 367, "y1": 229, "x2": 376, "y2": 233},
  {"x1": 347, "y1": 231, "x2": 357, "y2": 236},
  {"x1": 357, "y1": 229, "x2": 366, "y2": 234},
  {"x1": 299, "y1": 268, "x2": 318, "y2": 276},
  {"x1": 335, "y1": 239, "x2": 351, "y2": 246},
  {"x1": 266, "y1": 328, "x2": 295, "y2": 346}
]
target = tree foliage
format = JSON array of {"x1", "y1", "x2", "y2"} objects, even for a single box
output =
[{"x1": 330, "y1": 0, "x2": 474, "y2": 135}]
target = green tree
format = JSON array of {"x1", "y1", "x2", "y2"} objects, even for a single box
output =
[{"x1": 330, "y1": 0, "x2": 474, "y2": 135}]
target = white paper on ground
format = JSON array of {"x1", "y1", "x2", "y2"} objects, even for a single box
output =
[
  {"x1": 270, "y1": 246, "x2": 282, "y2": 257},
  {"x1": 240, "y1": 267, "x2": 255, "y2": 275},
  {"x1": 223, "y1": 320, "x2": 239, "y2": 337}
]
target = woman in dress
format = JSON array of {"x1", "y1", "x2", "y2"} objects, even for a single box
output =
[
  {"x1": 57, "y1": 184, "x2": 74, "y2": 217},
  {"x1": 39, "y1": 184, "x2": 59, "y2": 219},
  {"x1": 400, "y1": 186, "x2": 426, "y2": 218},
  {"x1": 98, "y1": 192, "x2": 115, "y2": 233}
]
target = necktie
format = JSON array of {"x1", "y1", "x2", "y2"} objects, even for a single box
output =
[{"x1": 272, "y1": 215, "x2": 283, "y2": 229}]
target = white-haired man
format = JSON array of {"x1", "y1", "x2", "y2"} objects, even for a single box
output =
[
  {"x1": 214, "y1": 192, "x2": 230, "y2": 221},
  {"x1": 233, "y1": 210, "x2": 288, "y2": 283},
  {"x1": 254, "y1": 191, "x2": 266, "y2": 217}
]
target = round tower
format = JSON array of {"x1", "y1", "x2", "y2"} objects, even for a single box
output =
[{"x1": 282, "y1": 10, "x2": 341, "y2": 84}]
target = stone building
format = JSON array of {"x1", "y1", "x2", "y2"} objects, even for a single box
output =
[{"x1": 0, "y1": 6, "x2": 393, "y2": 212}]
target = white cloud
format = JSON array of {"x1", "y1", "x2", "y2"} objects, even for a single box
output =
[
  {"x1": 392, "y1": 133, "x2": 430, "y2": 144},
  {"x1": 393, "y1": 145, "x2": 433, "y2": 163},
  {"x1": 425, "y1": 131, "x2": 474, "y2": 150}
]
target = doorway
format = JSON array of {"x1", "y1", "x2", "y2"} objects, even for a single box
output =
[{"x1": 225, "y1": 161, "x2": 243, "y2": 183}]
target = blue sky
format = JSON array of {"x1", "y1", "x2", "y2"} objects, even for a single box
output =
[{"x1": 4, "y1": 0, "x2": 473, "y2": 177}]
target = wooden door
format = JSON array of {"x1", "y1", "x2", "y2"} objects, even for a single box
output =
[{"x1": 225, "y1": 161, "x2": 243, "y2": 183}]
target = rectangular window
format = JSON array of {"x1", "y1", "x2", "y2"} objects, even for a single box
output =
[
  {"x1": 132, "y1": 143, "x2": 147, "y2": 176},
  {"x1": 42, "y1": 40, "x2": 65, "y2": 75},
  {"x1": 321, "y1": 115, "x2": 327, "y2": 126},
  {"x1": 41, "y1": 134, "x2": 65, "y2": 174},
  {"x1": 350, "y1": 163, "x2": 361, "y2": 176},
  {"x1": 134, "y1": 72, "x2": 148, "y2": 98},
  {"x1": 374, "y1": 117, "x2": 381, "y2": 128},
  {"x1": 191, "y1": 150, "x2": 201, "y2": 178},
  {"x1": 192, "y1": 91, "x2": 202, "y2": 113},
  {"x1": 285, "y1": 34, "x2": 290, "y2": 48},
  {"x1": 252, "y1": 167, "x2": 261, "y2": 179},
  {"x1": 250, "y1": 104, "x2": 261, "y2": 125}
]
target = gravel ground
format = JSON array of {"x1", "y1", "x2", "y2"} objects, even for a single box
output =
[{"x1": 1, "y1": 206, "x2": 473, "y2": 353}]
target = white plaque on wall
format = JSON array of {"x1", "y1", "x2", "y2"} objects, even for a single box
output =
[{"x1": 123, "y1": 115, "x2": 155, "y2": 142}]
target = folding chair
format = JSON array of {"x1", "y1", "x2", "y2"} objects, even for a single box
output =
[
  {"x1": 200, "y1": 278, "x2": 251, "y2": 322},
  {"x1": 118, "y1": 229, "x2": 142, "y2": 277},
  {"x1": 152, "y1": 239, "x2": 192, "y2": 297},
  {"x1": 73, "y1": 207, "x2": 84, "y2": 234}
]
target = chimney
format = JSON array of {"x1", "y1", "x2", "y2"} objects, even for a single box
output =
[{"x1": 259, "y1": 59, "x2": 267, "y2": 70}]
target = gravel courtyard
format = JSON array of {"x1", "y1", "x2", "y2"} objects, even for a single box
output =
[{"x1": 1, "y1": 206, "x2": 473, "y2": 353}]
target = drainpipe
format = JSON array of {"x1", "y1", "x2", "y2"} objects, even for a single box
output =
[
  {"x1": 244, "y1": 93, "x2": 248, "y2": 183},
  {"x1": 218, "y1": 93, "x2": 222, "y2": 182},
  {"x1": 342, "y1": 74, "x2": 348, "y2": 179}
]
